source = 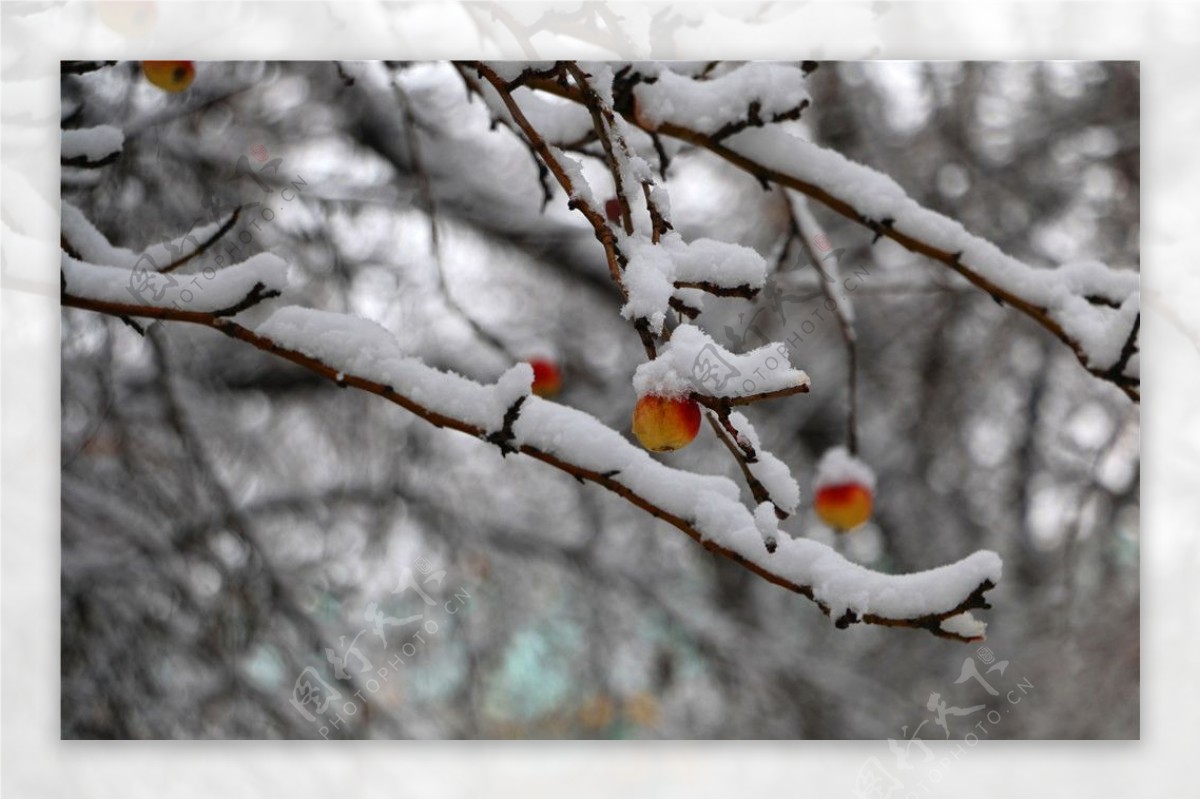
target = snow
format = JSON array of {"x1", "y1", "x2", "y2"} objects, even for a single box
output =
[
  {"x1": 256, "y1": 307, "x2": 532, "y2": 433},
  {"x1": 667, "y1": 233, "x2": 767, "y2": 289},
  {"x1": 197, "y1": 296, "x2": 993, "y2": 627},
  {"x1": 939, "y1": 611, "x2": 988, "y2": 640},
  {"x1": 814, "y1": 446, "x2": 876, "y2": 492},
  {"x1": 548, "y1": 145, "x2": 598, "y2": 208},
  {"x1": 724, "y1": 125, "x2": 1139, "y2": 373},
  {"x1": 729, "y1": 411, "x2": 801, "y2": 513},
  {"x1": 62, "y1": 200, "x2": 224, "y2": 271},
  {"x1": 62, "y1": 125, "x2": 124, "y2": 162},
  {"x1": 510, "y1": 87, "x2": 595, "y2": 144},
  {"x1": 61, "y1": 262, "x2": 996, "y2": 629},
  {"x1": 633, "y1": 323, "x2": 810, "y2": 400},
  {"x1": 62, "y1": 251, "x2": 288, "y2": 313},
  {"x1": 510, "y1": 395, "x2": 999, "y2": 624},
  {"x1": 619, "y1": 232, "x2": 767, "y2": 333},
  {"x1": 470, "y1": 77, "x2": 594, "y2": 146},
  {"x1": 620, "y1": 240, "x2": 676, "y2": 333},
  {"x1": 753, "y1": 501, "x2": 781, "y2": 548},
  {"x1": 633, "y1": 63, "x2": 811, "y2": 136}
]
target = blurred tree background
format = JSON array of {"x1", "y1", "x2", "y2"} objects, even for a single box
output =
[{"x1": 61, "y1": 60, "x2": 1138, "y2": 739}]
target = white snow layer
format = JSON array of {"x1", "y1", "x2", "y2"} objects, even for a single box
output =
[
  {"x1": 754, "y1": 501, "x2": 781, "y2": 545},
  {"x1": 620, "y1": 231, "x2": 768, "y2": 333},
  {"x1": 62, "y1": 251, "x2": 288, "y2": 313},
  {"x1": 515, "y1": 395, "x2": 999, "y2": 622},
  {"x1": 729, "y1": 411, "x2": 801, "y2": 513},
  {"x1": 814, "y1": 446, "x2": 877, "y2": 492},
  {"x1": 633, "y1": 62, "x2": 811, "y2": 136},
  {"x1": 722, "y1": 126, "x2": 1138, "y2": 372},
  {"x1": 257, "y1": 307, "x2": 533, "y2": 433},
  {"x1": 939, "y1": 611, "x2": 988, "y2": 640},
  {"x1": 633, "y1": 323, "x2": 810, "y2": 399},
  {"x1": 62, "y1": 201, "x2": 224, "y2": 272},
  {"x1": 216, "y1": 301, "x2": 997, "y2": 626},
  {"x1": 62, "y1": 125, "x2": 124, "y2": 162}
]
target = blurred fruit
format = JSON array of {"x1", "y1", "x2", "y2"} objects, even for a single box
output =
[
  {"x1": 529, "y1": 358, "x2": 562, "y2": 398},
  {"x1": 623, "y1": 692, "x2": 660, "y2": 727},
  {"x1": 142, "y1": 60, "x2": 195, "y2": 93},
  {"x1": 578, "y1": 695, "x2": 615, "y2": 730},
  {"x1": 814, "y1": 482, "x2": 873, "y2": 531}
]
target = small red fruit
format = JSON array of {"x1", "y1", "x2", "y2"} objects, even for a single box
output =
[
  {"x1": 604, "y1": 197, "x2": 622, "y2": 223},
  {"x1": 529, "y1": 358, "x2": 562, "y2": 398},
  {"x1": 632, "y1": 394, "x2": 702, "y2": 452},
  {"x1": 814, "y1": 482, "x2": 874, "y2": 531},
  {"x1": 141, "y1": 61, "x2": 195, "y2": 93}
]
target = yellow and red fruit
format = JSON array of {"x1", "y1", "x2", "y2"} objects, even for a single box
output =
[
  {"x1": 814, "y1": 482, "x2": 874, "y2": 531},
  {"x1": 141, "y1": 61, "x2": 195, "y2": 93},
  {"x1": 632, "y1": 394, "x2": 702, "y2": 452},
  {"x1": 529, "y1": 358, "x2": 562, "y2": 398}
]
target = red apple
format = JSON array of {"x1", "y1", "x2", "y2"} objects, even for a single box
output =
[{"x1": 632, "y1": 394, "x2": 702, "y2": 452}]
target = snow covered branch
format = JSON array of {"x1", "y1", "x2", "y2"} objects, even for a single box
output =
[
  {"x1": 62, "y1": 125, "x2": 124, "y2": 169},
  {"x1": 514, "y1": 63, "x2": 1141, "y2": 402},
  {"x1": 462, "y1": 60, "x2": 659, "y2": 359},
  {"x1": 62, "y1": 281, "x2": 999, "y2": 642}
]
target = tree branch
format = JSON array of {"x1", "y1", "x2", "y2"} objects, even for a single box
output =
[
  {"x1": 519, "y1": 69, "x2": 1140, "y2": 403},
  {"x1": 62, "y1": 288, "x2": 995, "y2": 642}
]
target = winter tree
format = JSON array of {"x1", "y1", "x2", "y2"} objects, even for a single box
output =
[{"x1": 61, "y1": 60, "x2": 1139, "y2": 739}]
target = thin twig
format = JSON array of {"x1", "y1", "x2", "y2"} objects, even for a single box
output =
[
  {"x1": 791, "y1": 196, "x2": 859, "y2": 454},
  {"x1": 160, "y1": 207, "x2": 243, "y2": 274},
  {"x1": 393, "y1": 75, "x2": 514, "y2": 360}
]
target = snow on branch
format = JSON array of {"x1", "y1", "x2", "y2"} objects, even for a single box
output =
[
  {"x1": 722, "y1": 127, "x2": 1140, "y2": 393},
  {"x1": 462, "y1": 60, "x2": 772, "y2": 356},
  {"x1": 61, "y1": 286, "x2": 999, "y2": 642},
  {"x1": 62, "y1": 252, "x2": 287, "y2": 316},
  {"x1": 62, "y1": 200, "x2": 239, "y2": 275},
  {"x1": 620, "y1": 232, "x2": 768, "y2": 333},
  {"x1": 60, "y1": 202, "x2": 285, "y2": 317},
  {"x1": 726, "y1": 411, "x2": 801, "y2": 515},
  {"x1": 518, "y1": 65, "x2": 1141, "y2": 402},
  {"x1": 633, "y1": 323, "x2": 810, "y2": 406},
  {"x1": 631, "y1": 62, "x2": 812, "y2": 140},
  {"x1": 62, "y1": 125, "x2": 124, "y2": 168}
]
